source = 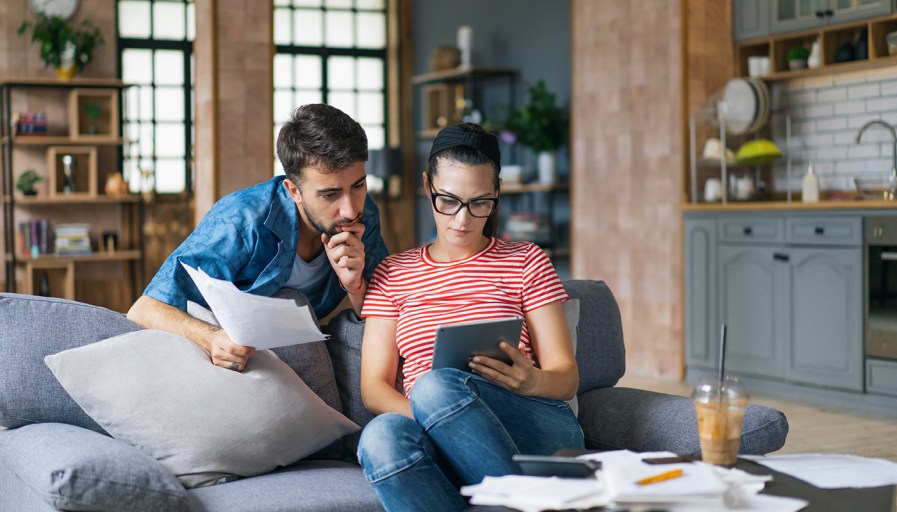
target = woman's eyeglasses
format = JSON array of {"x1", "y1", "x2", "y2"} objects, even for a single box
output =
[{"x1": 428, "y1": 185, "x2": 499, "y2": 218}]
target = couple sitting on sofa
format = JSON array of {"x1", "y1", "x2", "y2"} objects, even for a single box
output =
[{"x1": 127, "y1": 104, "x2": 581, "y2": 511}]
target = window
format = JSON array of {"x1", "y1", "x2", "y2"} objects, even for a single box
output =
[
  {"x1": 117, "y1": 0, "x2": 195, "y2": 194},
  {"x1": 273, "y1": 0, "x2": 389, "y2": 175}
]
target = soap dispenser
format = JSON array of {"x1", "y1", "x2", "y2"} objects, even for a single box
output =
[{"x1": 802, "y1": 162, "x2": 819, "y2": 203}]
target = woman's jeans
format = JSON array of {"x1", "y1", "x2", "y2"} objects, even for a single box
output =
[{"x1": 357, "y1": 368, "x2": 584, "y2": 512}]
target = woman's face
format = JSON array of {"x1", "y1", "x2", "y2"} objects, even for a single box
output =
[{"x1": 426, "y1": 160, "x2": 498, "y2": 249}]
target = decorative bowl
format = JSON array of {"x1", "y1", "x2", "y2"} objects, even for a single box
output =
[{"x1": 854, "y1": 177, "x2": 896, "y2": 200}]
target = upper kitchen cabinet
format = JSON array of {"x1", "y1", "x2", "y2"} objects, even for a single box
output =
[
  {"x1": 734, "y1": 0, "x2": 771, "y2": 41},
  {"x1": 771, "y1": 0, "x2": 894, "y2": 35}
]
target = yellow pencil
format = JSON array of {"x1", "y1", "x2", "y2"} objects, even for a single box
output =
[{"x1": 636, "y1": 468, "x2": 684, "y2": 486}]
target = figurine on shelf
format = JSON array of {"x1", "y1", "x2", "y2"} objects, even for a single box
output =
[
  {"x1": 61, "y1": 154, "x2": 76, "y2": 193},
  {"x1": 104, "y1": 171, "x2": 130, "y2": 197}
]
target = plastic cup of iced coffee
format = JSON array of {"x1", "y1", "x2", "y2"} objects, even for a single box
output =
[{"x1": 692, "y1": 376, "x2": 749, "y2": 467}]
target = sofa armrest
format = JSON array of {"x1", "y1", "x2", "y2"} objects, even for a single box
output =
[
  {"x1": 577, "y1": 387, "x2": 789, "y2": 456},
  {"x1": 0, "y1": 423, "x2": 191, "y2": 512}
]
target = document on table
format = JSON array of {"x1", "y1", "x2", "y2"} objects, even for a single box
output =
[
  {"x1": 743, "y1": 453, "x2": 897, "y2": 489},
  {"x1": 181, "y1": 261, "x2": 327, "y2": 349},
  {"x1": 460, "y1": 475, "x2": 608, "y2": 511}
]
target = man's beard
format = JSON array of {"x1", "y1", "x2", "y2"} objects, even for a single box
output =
[{"x1": 303, "y1": 202, "x2": 363, "y2": 237}]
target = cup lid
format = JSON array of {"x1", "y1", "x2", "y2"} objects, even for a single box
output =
[{"x1": 692, "y1": 375, "x2": 749, "y2": 403}]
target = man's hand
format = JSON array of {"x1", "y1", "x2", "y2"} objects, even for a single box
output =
[
  {"x1": 322, "y1": 221, "x2": 366, "y2": 293},
  {"x1": 209, "y1": 328, "x2": 256, "y2": 372},
  {"x1": 468, "y1": 341, "x2": 542, "y2": 396}
]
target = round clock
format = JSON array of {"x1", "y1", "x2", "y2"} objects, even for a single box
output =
[{"x1": 29, "y1": 0, "x2": 80, "y2": 20}]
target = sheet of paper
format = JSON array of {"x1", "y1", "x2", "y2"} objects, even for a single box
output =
[
  {"x1": 667, "y1": 493, "x2": 808, "y2": 512},
  {"x1": 181, "y1": 262, "x2": 327, "y2": 349},
  {"x1": 743, "y1": 453, "x2": 897, "y2": 489},
  {"x1": 461, "y1": 475, "x2": 607, "y2": 511}
]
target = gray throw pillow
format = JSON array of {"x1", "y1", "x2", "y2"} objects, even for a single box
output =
[
  {"x1": 564, "y1": 299, "x2": 581, "y2": 417},
  {"x1": 45, "y1": 329, "x2": 359, "y2": 488},
  {"x1": 0, "y1": 422, "x2": 191, "y2": 512}
]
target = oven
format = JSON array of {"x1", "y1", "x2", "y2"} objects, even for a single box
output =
[{"x1": 865, "y1": 217, "x2": 897, "y2": 362}]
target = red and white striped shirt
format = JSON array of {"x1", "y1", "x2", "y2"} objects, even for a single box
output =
[{"x1": 361, "y1": 237, "x2": 568, "y2": 396}]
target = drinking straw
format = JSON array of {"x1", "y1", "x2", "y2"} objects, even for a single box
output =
[{"x1": 718, "y1": 324, "x2": 728, "y2": 390}]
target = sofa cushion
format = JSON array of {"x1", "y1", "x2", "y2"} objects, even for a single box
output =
[
  {"x1": 324, "y1": 309, "x2": 375, "y2": 461},
  {"x1": 0, "y1": 423, "x2": 191, "y2": 512},
  {"x1": 188, "y1": 460, "x2": 383, "y2": 512},
  {"x1": 564, "y1": 298, "x2": 581, "y2": 416},
  {"x1": 0, "y1": 293, "x2": 140, "y2": 433},
  {"x1": 45, "y1": 329, "x2": 359, "y2": 488},
  {"x1": 563, "y1": 281, "x2": 626, "y2": 393},
  {"x1": 577, "y1": 387, "x2": 789, "y2": 456}
]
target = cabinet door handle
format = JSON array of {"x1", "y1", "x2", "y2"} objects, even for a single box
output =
[
  {"x1": 881, "y1": 252, "x2": 897, "y2": 261},
  {"x1": 824, "y1": 8, "x2": 833, "y2": 16},
  {"x1": 743, "y1": 226, "x2": 753, "y2": 236},
  {"x1": 773, "y1": 253, "x2": 790, "y2": 262},
  {"x1": 815, "y1": 9, "x2": 825, "y2": 17},
  {"x1": 814, "y1": 226, "x2": 825, "y2": 235}
]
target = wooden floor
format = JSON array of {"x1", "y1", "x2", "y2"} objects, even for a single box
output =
[{"x1": 619, "y1": 373, "x2": 897, "y2": 462}]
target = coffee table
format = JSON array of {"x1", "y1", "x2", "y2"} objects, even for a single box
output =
[{"x1": 470, "y1": 454, "x2": 897, "y2": 512}]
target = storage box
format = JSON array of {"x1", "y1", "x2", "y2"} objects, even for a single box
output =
[
  {"x1": 68, "y1": 89, "x2": 119, "y2": 141},
  {"x1": 47, "y1": 146, "x2": 98, "y2": 198}
]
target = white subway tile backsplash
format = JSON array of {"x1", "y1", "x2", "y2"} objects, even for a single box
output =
[
  {"x1": 769, "y1": 68, "x2": 897, "y2": 193},
  {"x1": 834, "y1": 100, "x2": 866, "y2": 116},
  {"x1": 848, "y1": 83, "x2": 881, "y2": 99},
  {"x1": 866, "y1": 97, "x2": 897, "y2": 113},
  {"x1": 816, "y1": 117, "x2": 847, "y2": 131},
  {"x1": 817, "y1": 88, "x2": 847, "y2": 102}
]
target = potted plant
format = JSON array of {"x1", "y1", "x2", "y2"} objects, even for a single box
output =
[
  {"x1": 503, "y1": 80, "x2": 568, "y2": 184},
  {"x1": 787, "y1": 45, "x2": 810, "y2": 71},
  {"x1": 17, "y1": 14, "x2": 104, "y2": 80},
  {"x1": 16, "y1": 169, "x2": 44, "y2": 196}
]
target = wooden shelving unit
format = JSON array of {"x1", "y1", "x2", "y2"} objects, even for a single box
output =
[
  {"x1": 735, "y1": 13, "x2": 897, "y2": 81},
  {"x1": 1, "y1": 77, "x2": 143, "y2": 304}
]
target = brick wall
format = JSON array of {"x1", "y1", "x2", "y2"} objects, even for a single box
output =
[{"x1": 768, "y1": 67, "x2": 897, "y2": 194}]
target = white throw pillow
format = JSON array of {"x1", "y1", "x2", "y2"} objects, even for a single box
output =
[{"x1": 45, "y1": 329, "x2": 359, "y2": 488}]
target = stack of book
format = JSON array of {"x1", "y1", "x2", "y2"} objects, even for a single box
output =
[
  {"x1": 503, "y1": 211, "x2": 551, "y2": 245},
  {"x1": 12, "y1": 112, "x2": 48, "y2": 136},
  {"x1": 18, "y1": 219, "x2": 51, "y2": 258},
  {"x1": 54, "y1": 224, "x2": 92, "y2": 256}
]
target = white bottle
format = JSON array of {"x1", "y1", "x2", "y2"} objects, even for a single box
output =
[
  {"x1": 808, "y1": 39, "x2": 821, "y2": 69},
  {"x1": 802, "y1": 163, "x2": 819, "y2": 203}
]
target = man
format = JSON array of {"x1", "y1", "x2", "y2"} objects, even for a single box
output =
[{"x1": 128, "y1": 104, "x2": 389, "y2": 373}]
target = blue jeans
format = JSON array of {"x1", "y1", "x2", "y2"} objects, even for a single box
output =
[{"x1": 357, "y1": 368, "x2": 584, "y2": 512}]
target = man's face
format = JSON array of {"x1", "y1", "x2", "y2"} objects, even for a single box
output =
[{"x1": 284, "y1": 161, "x2": 368, "y2": 237}]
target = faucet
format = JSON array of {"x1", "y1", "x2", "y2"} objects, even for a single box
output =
[{"x1": 855, "y1": 119, "x2": 897, "y2": 180}]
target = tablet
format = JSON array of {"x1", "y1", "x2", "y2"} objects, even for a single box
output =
[{"x1": 431, "y1": 316, "x2": 524, "y2": 371}]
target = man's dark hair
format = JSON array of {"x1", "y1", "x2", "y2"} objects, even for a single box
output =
[{"x1": 276, "y1": 104, "x2": 368, "y2": 184}]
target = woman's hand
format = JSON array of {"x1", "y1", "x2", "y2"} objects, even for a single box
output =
[{"x1": 468, "y1": 340, "x2": 543, "y2": 396}]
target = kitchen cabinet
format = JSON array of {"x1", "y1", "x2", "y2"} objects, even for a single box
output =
[
  {"x1": 770, "y1": 0, "x2": 893, "y2": 35},
  {"x1": 685, "y1": 218, "x2": 718, "y2": 370},
  {"x1": 734, "y1": 0, "x2": 771, "y2": 41},
  {"x1": 685, "y1": 213, "x2": 863, "y2": 392}
]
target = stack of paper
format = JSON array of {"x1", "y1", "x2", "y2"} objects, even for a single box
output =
[
  {"x1": 460, "y1": 475, "x2": 607, "y2": 512},
  {"x1": 180, "y1": 262, "x2": 327, "y2": 349},
  {"x1": 592, "y1": 451, "x2": 728, "y2": 504},
  {"x1": 743, "y1": 453, "x2": 897, "y2": 489}
]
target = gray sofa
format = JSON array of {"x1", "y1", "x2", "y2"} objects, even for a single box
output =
[{"x1": 0, "y1": 280, "x2": 789, "y2": 511}]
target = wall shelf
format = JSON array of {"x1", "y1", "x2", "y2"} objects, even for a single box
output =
[{"x1": 735, "y1": 13, "x2": 897, "y2": 80}]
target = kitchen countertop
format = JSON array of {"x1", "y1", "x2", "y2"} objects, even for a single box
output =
[{"x1": 681, "y1": 199, "x2": 897, "y2": 212}]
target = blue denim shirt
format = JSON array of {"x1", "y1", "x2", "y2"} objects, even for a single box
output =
[{"x1": 144, "y1": 175, "x2": 389, "y2": 319}]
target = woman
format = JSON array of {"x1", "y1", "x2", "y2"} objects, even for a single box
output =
[{"x1": 357, "y1": 123, "x2": 583, "y2": 511}]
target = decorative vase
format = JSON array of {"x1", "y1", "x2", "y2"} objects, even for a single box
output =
[
  {"x1": 55, "y1": 65, "x2": 77, "y2": 81},
  {"x1": 808, "y1": 40, "x2": 821, "y2": 69},
  {"x1": 537, "y1": 151, "x2": 557, "y2": 184}
]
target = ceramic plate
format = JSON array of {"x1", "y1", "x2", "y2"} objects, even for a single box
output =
[
  {"x1": 721, "y1": 78, "x2": 758, "y2": 136},
  {"x1": 746, "y1": 78, "x2": 770, "y2": 134}
]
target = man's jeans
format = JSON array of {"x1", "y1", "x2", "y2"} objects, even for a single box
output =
[{"x1": 357, "y1": 368, "x2": 584, "y2": 512}]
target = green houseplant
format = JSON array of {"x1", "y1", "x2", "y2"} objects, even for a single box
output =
[
  {"x1": 17, "y1": 14, "x2": 104, "y2": 80},
  {"x1": 503, "y1": 80, "x2": 568, "y2": 183},
  {"x1": 787, "y1": 45, "x2": 810, "y2": 70},
  {"x1": 16, "y1": 169, "x2": 44, "y2": 196}
]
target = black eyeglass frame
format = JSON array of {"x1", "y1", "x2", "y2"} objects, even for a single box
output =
[{"x1": 427, "y1": 184, "x2": 500, "y2": 218}]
